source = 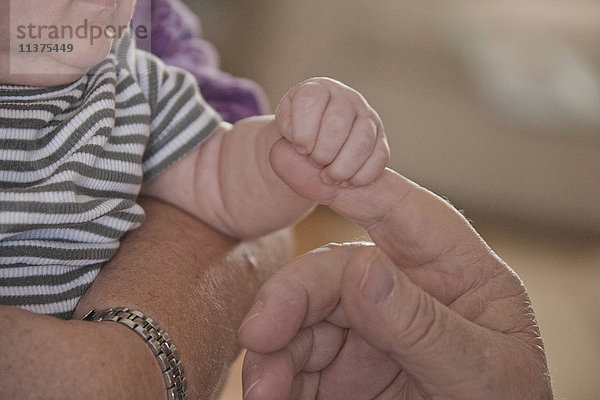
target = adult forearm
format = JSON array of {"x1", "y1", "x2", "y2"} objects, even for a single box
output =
[
  {"x1": 0, "y1": 197, "x2": 292, "y2": 399},
  {"x1": 73, "y1": 196, "x2": 293, "y2": 399},
  {"x1": 0, "y1": 303, "x2": 163, "y2": 399}
]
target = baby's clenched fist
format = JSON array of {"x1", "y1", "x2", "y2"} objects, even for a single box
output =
[{"x1": 275, "y1": 77, "x2": 389, "y2": 187}]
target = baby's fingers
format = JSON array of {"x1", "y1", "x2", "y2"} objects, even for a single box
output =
[
  {"x1": 275, "y1": 81, "x2": 330, "y2": 154},
  {"x1": 347, "y1": 135, "x2": 390, "y2": 187},
  {"x1": 321, "y1": 115, "x2": 377, "y2": 184},
  {"x1": 310, "y1": 95, "x2": 356, "y2": 166}
]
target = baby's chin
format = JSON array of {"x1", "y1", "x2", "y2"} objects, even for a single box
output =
[{"x1": 50, "y1": 37, "x2": 114, "y2": 71}]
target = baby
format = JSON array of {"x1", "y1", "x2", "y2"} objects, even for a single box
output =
[{"x1": 0, "y1": 0, "x2": 389, "y2": 318}]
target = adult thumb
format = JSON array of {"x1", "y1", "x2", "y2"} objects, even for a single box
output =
[{"x1": 341, "y1": 246, "x2": 499, "y2": 398}]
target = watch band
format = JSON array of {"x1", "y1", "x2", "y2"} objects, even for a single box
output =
[{"x1": 82, "y1": 307, "x2": 188, "y2": 400}]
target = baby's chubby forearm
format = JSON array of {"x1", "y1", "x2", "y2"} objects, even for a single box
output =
[
  {"x1": 203, "y1": 114, "x2": 317, "y2": 237},
  {"x1": 142, "y1": 114, "x2": 315, "y2": 238},
  {"x1": 142, "y1": 77, "x2": 390, "y2": 238}
]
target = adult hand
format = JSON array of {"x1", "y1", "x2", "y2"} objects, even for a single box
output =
[{"x1": 238, "y1": 169, "x2": 553, "y2": 399}]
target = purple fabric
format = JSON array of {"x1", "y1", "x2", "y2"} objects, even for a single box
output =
[{"x1": 132, "y1": 0, "x2": 269, "y2": 123}]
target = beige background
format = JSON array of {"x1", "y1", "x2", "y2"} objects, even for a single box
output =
[{"x1": 180, "y1": 1, "x2": 600, "y2": 399}]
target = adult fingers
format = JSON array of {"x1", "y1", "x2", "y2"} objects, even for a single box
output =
[
  {"x1": 238, "y1": 243, "x2": 362, "y2": 353},
  {"x1": 328, "y1": 168, "x2": 488, "y2": 269},
  {"x1": 270, "y1": 156, "x2": 485, "y2": 273},
  {"x1": 315, "y1": 330, "x2": 401, "y2": 400},
  {"x1": 242, "y1": 322, "x2": 347, "y2": 400},
  {"x1": 242, "y1": 323, "x2": 399, "y2": 400},
  {"x1": 326, "y1": 168, "x2": 496, "y2": 305},
  {"x1": 242, "y1": 328, "x2": 312, "y2": 400},
  {"x1": 341, "y1": 247, "x2": 503, "y2": 398}
]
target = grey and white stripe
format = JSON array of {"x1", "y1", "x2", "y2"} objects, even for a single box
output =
[{"x1": 0, "y1": 31, "x2": 221, "y2": 318}]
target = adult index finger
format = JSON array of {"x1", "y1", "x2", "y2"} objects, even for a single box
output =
[{"x1": 328, "y1": 168, "x2": 497, "y2": 305}]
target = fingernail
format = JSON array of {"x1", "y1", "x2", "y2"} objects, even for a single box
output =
[
  {"x1": 243, "y1": 365, "x2": 263, "y2": 400},
  {"x1": 359, "y1": 249, "x2": 394, "y2": 304},
  {"x1": 238, "y1": 300, "x2": 264, "y2": 335}
]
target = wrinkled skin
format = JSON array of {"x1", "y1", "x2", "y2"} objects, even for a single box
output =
[{"x1": 238, "y1": 167, "x2": 553, "y2": 400}]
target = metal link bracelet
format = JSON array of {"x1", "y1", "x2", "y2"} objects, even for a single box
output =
[{"x1": 82, "y1": 307, "x2": 188, "y2": 400}]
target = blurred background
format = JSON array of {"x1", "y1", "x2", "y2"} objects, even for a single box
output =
[{"x1": 180, "y1": 1, "x2": 600, "y2": 399}]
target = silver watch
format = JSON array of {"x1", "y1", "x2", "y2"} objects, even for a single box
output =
[{"x1": 83, "y1": 307, "x2": 188, "y2": 400}]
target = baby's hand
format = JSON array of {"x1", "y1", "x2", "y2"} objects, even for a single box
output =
[{"x1": 275, "y1": 77, "x2": 389, "y2": 188}]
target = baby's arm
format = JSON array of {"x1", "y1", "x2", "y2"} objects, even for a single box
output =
[
  {"x1": 141, "y1": 114, "x2": 313, "y2": 237},
  {"x1": 142, "y1": 77, "x2": 389, "y2": 238}
]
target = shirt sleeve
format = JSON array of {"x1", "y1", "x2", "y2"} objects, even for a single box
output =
[{"x1": 134, "y1": 49, "x2": 222, "y2": 181}]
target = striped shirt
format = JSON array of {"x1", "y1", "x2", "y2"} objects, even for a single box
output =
[{"x1": 0, "y1": 31, "x2": 221, "y2": 319}]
